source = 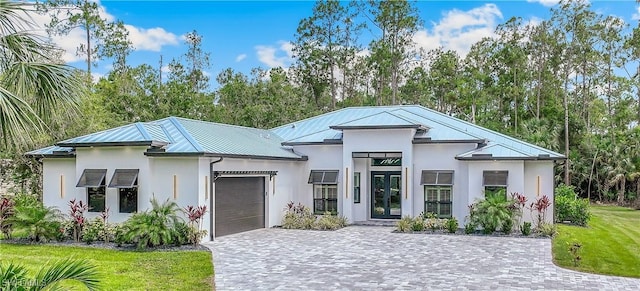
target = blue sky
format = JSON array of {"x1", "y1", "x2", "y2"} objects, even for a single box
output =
[{"x1": 34, "y1": 1, "x2": 640, "y2": 89}]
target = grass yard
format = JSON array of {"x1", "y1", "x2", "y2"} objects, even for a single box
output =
[
  {"x1": 0, "y1": 244, "x2": 214, "y2": 290},
  {"x1": 553, "y1": 205, "x2": 640, "y2": 278}
]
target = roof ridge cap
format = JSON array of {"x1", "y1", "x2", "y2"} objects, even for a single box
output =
[{"x1": 168, "y1": 117, "x2": 205, "y2": 152}]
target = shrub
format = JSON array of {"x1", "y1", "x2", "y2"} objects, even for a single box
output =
[
  {"x1": 411, "y1": 217, "x2": 425, "y2": 231},
  {"x1": 0, "y1": 196, "x2": 15, "y2": 239},
  {"x1": 123, "y1": 198, "x2": 183, "y2": 249},
  {"x1": 445, "y1": 217, "x2": 458, "y2": 233},
  {"x1": 521, "y1": 222, "x2": 532, "y2": 236},
  {"x1": 67, "y1": 199, "x2": 88, "y2": 242},
  {"x1": 464, "y1": 222, "x2": 476, "y2": 234},
  {"x1": 396, "y1": 216, "x2": 412, "y2": 232},
  {"x1": 10, "y1": 204, "x2": 62, "y2": 242},
  {"x1": 172, "y1": 221, "x2": 191, "y2": 246},
  {"x1": 501, "y1": 217, "x2": 514, "y2": 234},
  {"x1": 472, "y1": 193, "x2": 516, "y2": 234},
  {"x1": 536, "y1": 222, "x2": 557, "y2": 237},
  {"x1": 113, "y1": 224, "x2": 130, "y2": 247},
  {"x1": 555, "y1": 184, "x2": 591, "y2": 226},
  {"x1": 531, "y1": 195, "x2": 552, "y2": 228},
  {"x1": 281, "y1": 202, "x2": 316, "y2": 229},
  {"x1": 425, "y1": 217, "x2": 447, "y2": 232},
  {"x1": 81, "y1": 218, "x2": 103, "y2": 244},
  {"x1": 184, "y1": 205, "x2": 208, "y2": 245},
  {"x1": 568, "y1": 242, "x2": 582, "y2": 267},
  {"x1": 315, "y1": 212, "x2": 347, "y2": 230}
]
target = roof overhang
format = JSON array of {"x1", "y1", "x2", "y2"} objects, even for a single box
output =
[
  {"x1": 329, "y1": 124, "x2": 426, "y2": 130},
  {"x1": 25, "y1": 152, "x2": 76, "y2": 159},
  {"x1": 281, "y1": 140, "x2": 343, "y2": 146},
  {"x1": 456, "y1": 155, "x2": 566, "y2": 161},
  {"x1": 144, "y1": 151, "x2": 308, "y2": 161},
  {"x1": 413, "y1": 138, "x2": 487, "y2": 144},
  {"x1": 56, "y1": 140, "x2": 168, "y2": 147}
]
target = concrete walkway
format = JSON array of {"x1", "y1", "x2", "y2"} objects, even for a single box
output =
[{"x1": 204, "y1": 226, "x2": 640, "y2": 290}]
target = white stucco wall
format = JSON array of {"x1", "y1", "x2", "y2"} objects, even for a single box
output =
[
  {"x1": 412, "y1": 143, "x2": 476, "y2": 224},
  {"x1": 292, "y1": 145, "x2": 343, "y2": 213},
  {"x1": 75, "y1": 146, "x2": 151, "y2": 222},
  {"x1": 524, "y1": 161, "x2": 555, "y2": 223},
  {"x1": 42, "y1": 158, "x2": 76, "y2": 211},
  {"x1": 341, "y1": 129, "x2": 416, "y2": 221},
  {"x1": 467, "y1": 160, "x2": 525, "y2": 206}
]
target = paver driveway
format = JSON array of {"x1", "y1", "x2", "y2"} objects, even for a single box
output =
[{"x1": 205, "y1": 226, "x2": 640, "y2": 290}]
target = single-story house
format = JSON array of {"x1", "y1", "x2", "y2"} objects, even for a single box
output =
[{"x1": 26, "y1": 105, "x2": 564, "y2": 241}]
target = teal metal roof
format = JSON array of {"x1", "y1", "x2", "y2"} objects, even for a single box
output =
[
  {"x1": 25, "y1": 145, "x2": 74, "y2": 158},
  {"x1": 30, "y1": 117, "x2": 304, "y2": 160},
  {"x1": 57, "y1": 122, "x2": 170, "y2": 147},
  {"x1": 330, "y1": 111, "x2": 427, "y2": 129},
  {"x1": 272, "y1": 105, "x2": 564, "y2": 160}
]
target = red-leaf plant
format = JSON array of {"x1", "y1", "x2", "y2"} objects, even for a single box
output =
[
  {"x1": 530, "y1": 195, "x2": 551, "y2": 228},
  {"x1": 68, "y1": 199, "x2": 88, "y2": 242},
  {"x1": 184, "y1": 205, "x2": 207, "y2": 244},
  {"x1": 511, "y1": 192, "x2": 528, "y2": 226},
  {"x1": 0, "y1": 197, "x2": 15, "y2": 239}
]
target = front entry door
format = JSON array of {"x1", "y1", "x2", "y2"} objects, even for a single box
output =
[{"x1": 371, "y1": 171, "x2": 402, "y2": 219}]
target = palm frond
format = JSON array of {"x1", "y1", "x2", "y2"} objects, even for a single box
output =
[{"x1": 33, "y1": 258, "x2": 100, "y2": 291}]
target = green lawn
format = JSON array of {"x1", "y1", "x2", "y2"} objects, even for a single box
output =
[
  {"x1": 0, "y1": 244, "x2": 214, "y2": 290},
  {"x1": 553, "y1": 205, "x2": 640, "y2": 278}
]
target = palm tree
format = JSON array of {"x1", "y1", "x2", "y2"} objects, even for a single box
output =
[
  {"x1": 0, "y1": 258, "x2": 99, "y2": 290},
  {"x1": 0, "y1": 1, "x2": 83, "y2": 149},
  {"x1": 10, "y1": 204, "x2": 62, "y2": 242}
]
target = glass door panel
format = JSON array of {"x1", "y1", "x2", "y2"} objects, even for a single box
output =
[{"x1": 370, "y1": 171, "x2": 402, "y2": 219}]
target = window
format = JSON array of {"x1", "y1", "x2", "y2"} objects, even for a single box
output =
[
  {"x1": 309, "y1": 170, "x2": 339, "y2": 214},
  {"x1": 483, "y1": 171, "x2": 508, "y2": 198},
  {"x1": 87, "y1": 186, "x2": 106, "y2": 213},
  {"x1": 313, "y1": 185, "x2": 338, "y2": 214},
  {"x1": 424, "y1": 187, "x2": 452, "y2": 218},
  {"x1": 119, "y1": 187, "x2": 137, "y2": 213},
  {"x1": 77, "y1": 169, "x2": 107, "y2": 213},
  {"x1": 421, "y1": 170, "x2": 454, "y2": 218},
  {"x1": 108, "y1": 169, "x2": 139, "y2": 213},
  {"x1": 353, "y1": 172, "x2": 361, "y2": 203}
]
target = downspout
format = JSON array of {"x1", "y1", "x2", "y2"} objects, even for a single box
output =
[{"x1": 209, "y1": 157, "x2": 223, "y2": 241}]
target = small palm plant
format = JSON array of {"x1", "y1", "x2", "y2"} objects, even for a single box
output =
[
  {"x1": 0, "y1": 258, "x2": 100, "y2": 290},
  {"x1": 10, "y1": 205, "x2": 62, "y2": 242},
  {"x1": 472, "y1": 191, "x2": 516, "y2": 234},
  {"x1": 124, "y1": 198, "x2": 182, "y2": 249}
]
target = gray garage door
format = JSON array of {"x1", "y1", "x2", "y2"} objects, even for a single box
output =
[{"x1": 214, "y1": 177, "x2": 265, "y2": 237}]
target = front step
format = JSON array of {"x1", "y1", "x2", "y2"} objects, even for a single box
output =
[{"x1": 352, "y1": 220, "x2": 398, "y2": 227}]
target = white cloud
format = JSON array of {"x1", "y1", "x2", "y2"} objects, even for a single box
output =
[
  {"x1": 235, "y1": 54, "x2": 247, "y2": 62},
  {"x1": 526, "y1": 0, "x2": 560, "y2": 7},
  {"x1": 255, "y1": 41, "x2": 294, "y2": 68},
  {"x1": 633, "y1": 7, "x2": 640, "y2": 21},
  {"x1": 27, "y1": 2, "x2": 178, "y2": 63},
  {"x1": 413, "y1": 3, "x2": 503, "y2": 57},
  {"x1": 124, "y1": 25, "x2": 178, "y2": 51}
]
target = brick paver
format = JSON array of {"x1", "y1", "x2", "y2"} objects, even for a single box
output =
[{"x1": 204, "y1": 226, "x2": 640, "y2": 290}]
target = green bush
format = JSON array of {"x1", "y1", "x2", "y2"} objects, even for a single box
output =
[
  {"x1": 471, "y1": 193, "x2": 517, "y2": 234},
  {"x1": 315, "y1": 212, "x2": 347, "y2": 230},
  {"x1": 411, "y1": 217, "x2": 425, "y2": 231},
  {"x1": 464, "y1": 222, "x2": 476, "y2": 234},
  {"x1": 81, "y1": 218, "x2": 103, "y2": 244},
  {"x1": 172, "y1": 221, "x2": 191, "y2": 246},
  {"x1": 396, "y1": 216, "x2": 412, "y2": 232},
  {"x1": 555, "y1": 184, "x2": 591, "y2": 226},
  {"x1": 123, "y1": 198, "x2": 183, "y2": 249},
  {"x1": 445, "y1": 217, "x2": 458, "y2": 233},
  {"x1": 9, "y1": 204, "x2": 62, "y2": 242},
  {"x1": 281, "y1": 202, "x2": 316, "y2": 229},
  {"x1": 537, "y1": 222, "x2": 557, "y2": 237},
  {"x1": 521, "y1": 222, "x2": 532, "y2": 236},
  {"x1": 501, "y1": 218, "x2": 514, "y2": 234}
]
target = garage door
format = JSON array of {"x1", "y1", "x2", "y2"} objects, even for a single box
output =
[{"x1": 214, "y1": 177, "x2": 265, "y2": 237}]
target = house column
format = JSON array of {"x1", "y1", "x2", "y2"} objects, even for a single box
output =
[
  {"x1": 341, "y1": 152, "x2": 355, "y2": 222},
  {"x1": 401, "y1": 149, "x2": 414, "y2": 217}
]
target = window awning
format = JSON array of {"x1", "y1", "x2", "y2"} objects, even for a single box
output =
[
  {"x1": 308, "y1": 170, "x2": 339, "y2": 184},
  {"x1": 108, "y1": 169, "x2": 139, "y2": 188},
  {"x1": 420, "y1": 170, "x2": 454, "y2": 185},
  {"x1": 483, "y1": 171, "x2": 508, "y2": 186},
  {"x1": 76, "y1": 169, "x2": 107, "y2": 187}
]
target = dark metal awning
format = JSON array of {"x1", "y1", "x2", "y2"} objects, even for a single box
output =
[
  {"x1": 108, "y1": 169, "x2": 139, "y2": 188},
  {"x1": 213, "y1": 171, "x2": 278, "y2": 181},
  {"x1": 76, "y1": 169, "x2": 107, "y2": 187},
  {"x1": 308, "y1": 170, "x2": 339, "y2": 184},
  {"x1": 352, "y1": 152, "x2": 402, "y2": 158}
]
